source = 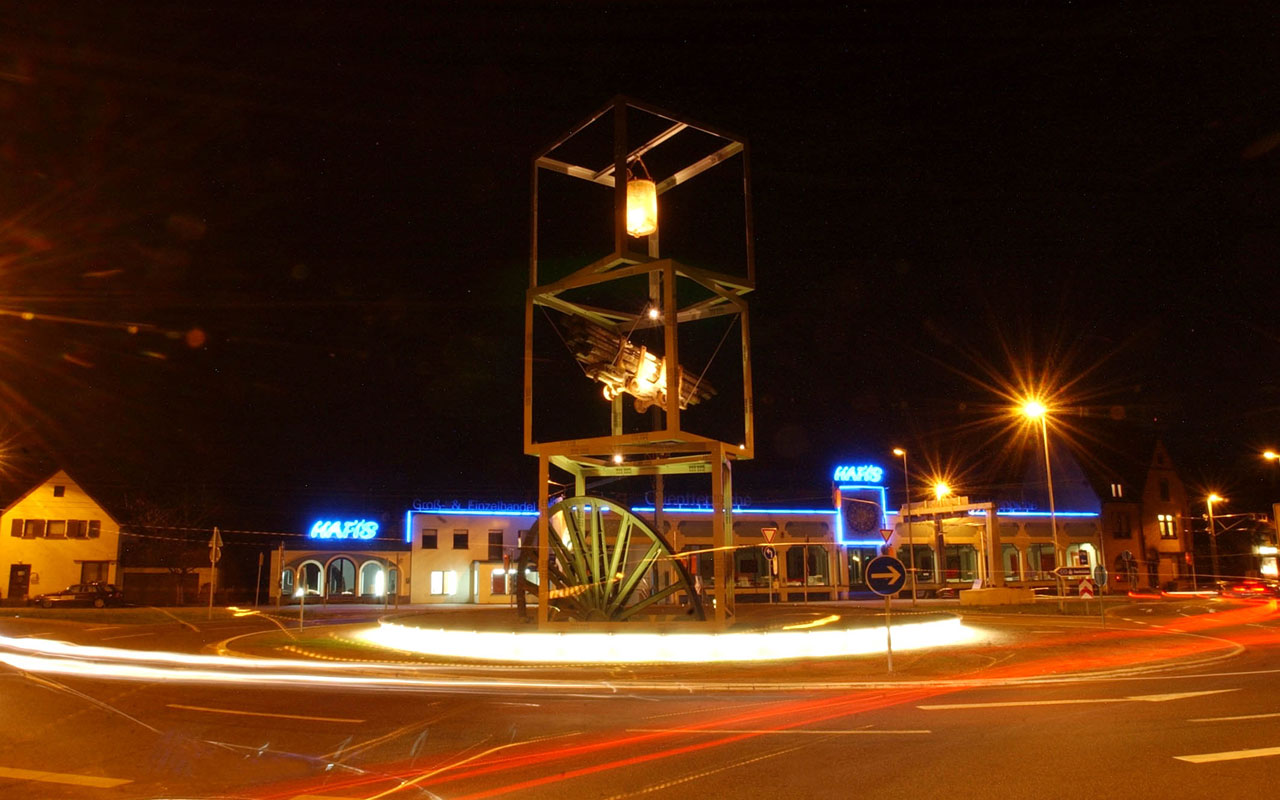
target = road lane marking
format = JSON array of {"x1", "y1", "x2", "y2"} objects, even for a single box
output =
[
  {"x1": 1175, "y1": 746, "x2": 1280, "y2": 763},
  {"x1": 0, "y1": 765, "x2": 132, "y2": 788},
  {"x1": 15, "y1": 632, "x2": 53, "y2": 638},
  {"x1": 100, "y1": 632, "x2": 155, "y2": 641},
  {"x1": 628, "y1": 727, "x2": 930, "y2": 735},
  {"x1": 85, "y1": 626, "x2": 120, "y2": 631},
  {"x1": 1190, "y1": 711, "x2": 1280, "y2": 722},
  {"x1": 918, "y1": 689, "x2": 1235, "y2": 710},
  {"x1": 166, "y1": 704, "x2": 364, "y2": 723}
]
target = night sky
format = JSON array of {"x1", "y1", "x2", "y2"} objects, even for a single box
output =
[{"x1": 3, "y1": 2, "x2": 1278, "y2": 525}]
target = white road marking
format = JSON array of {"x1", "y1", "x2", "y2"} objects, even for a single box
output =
[
  {"x1": 1190, "y1": 711, "x2": 1280, "y2": 723},
  {"x1": 15, "y1": 632, "x2": 53, "y2": 638},
  {"x1": 918, "y1": 689, "x2": 1235, "y2": 710},
  {"x1": 629, "y1": 727, "x2": 930, "y2": 735},
  {"x1": 1175, "y1": 746, "x2": 1280, "y2": 763},
  {"x1": 85, "y1": 626, "x2": 120, "y2": 631},
  {"x1": 166, "y1": 703, "x2": 364, "y2": 724},
  {"x1": 100, "y1": 632, "x2": 155, "y2": 641},
  {"x1": 0, "y1": 765, "x2": 131, "y2": 788}
]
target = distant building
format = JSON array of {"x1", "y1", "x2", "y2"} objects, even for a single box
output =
[
  {"x1": 1089, "y1": 440, "x2": 1194, "y2": 590},
  {"x1": 0, "y1": 470, "x2": 123, "y2": 603}
]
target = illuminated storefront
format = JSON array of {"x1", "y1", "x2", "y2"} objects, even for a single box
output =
[
  {"x1": 269, "y1": 517, "x2": 410, "y2": 604},
  {"x1": 268, "y1": 464, "x2": 1113, "y2": 606}
]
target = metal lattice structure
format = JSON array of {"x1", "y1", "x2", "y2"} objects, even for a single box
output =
[{"x1": 524, "y1": 97, "x2": 755, "y2": 630}]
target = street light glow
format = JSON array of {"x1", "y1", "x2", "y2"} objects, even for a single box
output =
[
  {"x1": 933, "y1": 482, "x2": 951, "y2": 500},
  {"x1": 1208, "y1": 493, "x2": 1224, "y2": 504},
  {"x1": 1021, "y1": 399, "x2": 1048, "y2": 419},
  {"x1": 892, "y1": 447, "x2": 906, "y2": 456},
  {"x1": 1265, "y1": 451, "x2": 1278, "y2": 461}
]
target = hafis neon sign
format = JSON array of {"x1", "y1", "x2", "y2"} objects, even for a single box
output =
[
  {"x1": 832, "y1": 464, "x2": 884, "y2": 484},
  {"x1": 309, "y1": 519, "x2": 380, "y2": 540}
]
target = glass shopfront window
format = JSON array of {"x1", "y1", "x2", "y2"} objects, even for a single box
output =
[
  {"x1": 735, "y1": 546, "x2": 771, "y2": 588},
  {"x1": 898, "y1": 544, "x2": 935, "y2": 585},
  {"x1": 785, "y1": 545, "x2": 829, "y2": 586},
  {"x1": 943, "y1": 544, "x2": 977, "y2": 583},
  {"x1": 1001, "y1": 544, "x2": 1023, "y2": 582},
  {"x1": 1027, "y1": 543, "x2": 1056, "y2": 580}
]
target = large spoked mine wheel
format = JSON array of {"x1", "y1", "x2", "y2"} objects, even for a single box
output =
[{"x1": 516, "y1": 496, "x2": 704, "y2": 623}]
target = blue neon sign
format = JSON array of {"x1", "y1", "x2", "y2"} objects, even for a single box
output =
[
  {"x1": 309, "y1": 519, "x2": 379, "y2": 540},
  {"x1": 832, "y1": 464, "x2": 884, "y2": 484}
]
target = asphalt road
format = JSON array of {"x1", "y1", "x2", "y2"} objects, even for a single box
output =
[{"x1": 2, "y1": 599, "x2": 1279, "y2": 799}]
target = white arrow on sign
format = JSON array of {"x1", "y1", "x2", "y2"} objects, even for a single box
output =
[
  {"x1": 917, "y1": 689, "x2": 1235, "y2": 710},
  {"x1": 870, "y1": 564, "x2": 901, "y2": 583}
]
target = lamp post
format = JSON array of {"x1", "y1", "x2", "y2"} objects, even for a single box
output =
[
  {"x1": 893, "y1": 448, "x2": 916, "y2": 606},
  {"x1": 1021, "y1": 400, "x2": 1064, "y2": 600},
  {"x1": 1207, "y1": 493, "x2": 1224, "y2": 582},
  {"x1": 933, "y1": 481, "x2": 950, "y2": 588}
]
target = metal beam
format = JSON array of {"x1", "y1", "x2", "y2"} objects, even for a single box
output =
[
  {"x1": 536, "y1": 156, "x2": 616, "y2": 187},
  {"x1": 656, "y1": 141, "x2": 745, "y2": 195}
]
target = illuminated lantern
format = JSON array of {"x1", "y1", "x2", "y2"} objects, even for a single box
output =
[{"x1": 626, "y1": 176, "x2": 658, "y2": 237}]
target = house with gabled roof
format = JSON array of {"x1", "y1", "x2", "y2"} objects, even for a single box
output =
[{"x1": 1, "y1": 470, "x2": 123, "y2": 603}]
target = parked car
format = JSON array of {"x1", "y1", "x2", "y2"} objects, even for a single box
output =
[
  {"x1": 31, "y1": 582, "x2": 124, "y2": 608},
  {"x1": 1217, "y1": 579, "x2": 1280, "y2": 599}
]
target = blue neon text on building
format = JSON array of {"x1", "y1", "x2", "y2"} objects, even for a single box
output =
[{"x1": 309, "y1": 519, "x2": 380, "y2": 540}]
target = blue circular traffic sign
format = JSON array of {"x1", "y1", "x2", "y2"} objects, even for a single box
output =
[{"x1": 866, "y1": 555, "x2": 907, "y2": 596}]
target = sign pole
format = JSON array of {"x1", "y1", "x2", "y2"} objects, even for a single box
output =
[
  {"x1": 207, "y1": 527, "x2": 221, "y2": 621},
  {"x1": 254, "y1": 551, "x2": 263, "y2": 608},
  {"x1": 885, "y1": 594, "x2": 894, "y2": 673}
]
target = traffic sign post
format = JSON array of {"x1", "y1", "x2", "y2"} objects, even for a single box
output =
[
  {"x1": 1054, "y1": 565, "x2": 1092, "y2": 579},
  {"x1": 208, "y1": 527, "x2": 222, "y2": 621},
  {"x1": 761, "y1": 544, "x2": 777, "y2": 604},
  {"x1": 866, "y1": 555, "x2": 906, "y2": 673}
]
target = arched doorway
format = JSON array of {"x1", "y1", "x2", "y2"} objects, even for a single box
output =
[{"x1": 327, "y1": 557, "x2": 357, "y2": 598}]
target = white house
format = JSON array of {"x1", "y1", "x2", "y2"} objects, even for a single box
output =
[{"x1": 1, "y1": 470, "x2": 122, "y2": 603}]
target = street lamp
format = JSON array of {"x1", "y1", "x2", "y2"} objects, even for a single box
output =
[
  {"x1": 893, "y1": 447, "x2": 916, "y2": 606},
  {"x1": 1021, "y1": 399, "x2": 1063, "y2": 593},
  {"x1": 933, "y1": 481, "x2": 951, "y2": 500},
  {"x1": 1206, "y1": 493, "x2": 1225, "y2": 581}
]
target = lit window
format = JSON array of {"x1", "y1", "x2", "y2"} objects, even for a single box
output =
[
  {"x1": 1111, "y1": 483, "x2": 1123, "y2": 498},
  {"x1": 430, "y1": 571, "x2": 444, "y2": 595},
  {"x1": 1157, "y1": 514, "x2": 1177, "y2": 539},
  {"x1": 23, "y1": 519, "x2": 45, "y2": 539}
]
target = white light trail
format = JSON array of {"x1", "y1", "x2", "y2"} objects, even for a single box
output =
[{"x1": 355, "y1": 618, "x2": 979, "y2": 664}]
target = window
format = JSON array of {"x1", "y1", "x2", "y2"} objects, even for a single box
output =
[
  {"x1": 45, "y1": 520, "x2": 67, "y2": 539},
  {"x1": 281, "y1": 569, "x2": 295, "y2": 596},
  {"x1": 10, "y1": 519, "x2": 20, "y2": 537},
  {"x1": 488, "y1": 531, "x2": 504, "y2": 562},
  {"x1": 53, "y1": 485, "x2": 66, "y2": 497},
  {"x1": 88, "y1": 520, "x2": 101, "y2": 538},
  {"x1": 327, "y1": 557, "x2": 356, "y2": 596},
  {"x1": 80, "y1": 561, "x2": 109, "y2": 583},
  {"x1": 67, "y1": 520, "x2": 87, "y2": 538},
  {"x1": 784, "y1": 545, "x2": 829, "y2": 586},
  {"x1": 420, "y1": 528, "x2": 438, "y2": 549},
  {"x1": 1027, "y1": 543, "x2": 1056, "y2": 580},
  {"x1": 1111, "y1": 512, "x2": 1132, "y2": 539},
  {"x1": 23, "y1": 519, "x2": 45, "y2": 539},
  {"x1": 453, "y1": 530, "x2": 469, "y2": 550},
  {"x1": 1110, "y1": 483, "x2": 1123, "y2": 498},
  {"x1": 430, "y1": 570, "x2": 458, "y2": 595},
  {"x1": 1157, "y1": 514, "x2": 1177, "y2": 539},
  {"x1": 1159, "y1": 479, "x2": 1170, "y2": 502},
  {"x1": 490, "y1": 568, "x2": 508, "y2": 596}
]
